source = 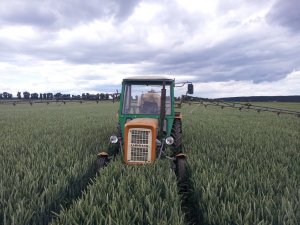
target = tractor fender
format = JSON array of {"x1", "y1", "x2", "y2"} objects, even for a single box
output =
[
  {"x1": 97, "y1": 152, "x2": 109, "y2": 158},
  {"x1": 175, "y1": 153, "x2": 187, "y2": 159}
]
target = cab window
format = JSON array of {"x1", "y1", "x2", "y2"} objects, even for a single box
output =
[{"x1": 122, "y1": 84, "x2": 171, "y2": 115}]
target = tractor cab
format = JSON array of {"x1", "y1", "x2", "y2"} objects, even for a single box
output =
[{"x1": 119, "y1": 76, "x2": 175, "y2": 138}]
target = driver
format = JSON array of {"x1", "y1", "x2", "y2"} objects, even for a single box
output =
[{"x1": 139, "y1": 90, "x2": 160, "y2": 114}]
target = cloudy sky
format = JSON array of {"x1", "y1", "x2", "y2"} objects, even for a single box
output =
[{"x1": 0, "y1": 0, "x2": 299, "y2": 97}]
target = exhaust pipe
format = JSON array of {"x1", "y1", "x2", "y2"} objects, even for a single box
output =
[{"x1": 159, "y1": 81, "x2": 166, "y2": 137}]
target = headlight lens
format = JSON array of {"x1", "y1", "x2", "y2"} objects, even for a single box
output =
[
  {"x1": 110, "y1": 135, "x2": 118, "y2": 144},
  {"x1": 165, "y1": 136, "x2": 174, "y2": 145}
]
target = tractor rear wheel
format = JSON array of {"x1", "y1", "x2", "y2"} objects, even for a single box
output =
[
  {"x1": 175, "y1": 157, "x2": 186, "y2": 185},
  {"x1": 95, "y1": 156, "x2": 109, "y2": 173},
  {"x1": 171, "y1": 119, "x2": 182, "y2": 153}
]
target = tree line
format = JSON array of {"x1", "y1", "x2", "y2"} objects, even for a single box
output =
[{"x1": 0, "y1": 92, "x2": 120, "y2": 101}]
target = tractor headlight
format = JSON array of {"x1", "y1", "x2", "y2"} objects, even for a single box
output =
[
  {"x1": 110, "y1": 135, "x2": 118, "y2": 144},
  {"x1": 165, "y1": 136, "x2": 174, "y2": 145}
]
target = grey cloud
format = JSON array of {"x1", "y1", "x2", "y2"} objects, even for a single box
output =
[
  {"x1": 1, "y1": 6, "x2": 56, "y2": 27},
  {"x1": 1, "y1": 28, "x2": 300, "y2": 85},
  {"x1": 267, "y1": 0, "x2": 300, "y2": 32},
  {"x1": 1, "y1": 0, "x2": 300, "y2": 87},
  {"x1": 0, "y1": 0, "x2": 140, "y2": 29},
  {"x1": 115, "y1": 0, "x2": 139, "y2": 21},
  {"x1": 137, "y1": 34, "x2": 300, "y2": 83},
  {"x1": 217, "y1": 0, "x2": 272, "y2": 13}
]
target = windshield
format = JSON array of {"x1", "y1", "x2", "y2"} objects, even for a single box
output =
[{"x1": 122, "y1": 83, "x2": 171, "y2": 115}]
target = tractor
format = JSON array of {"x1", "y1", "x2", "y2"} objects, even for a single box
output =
[{"x1": 95, "y1": 76, "x2": 193, "y2": 182}]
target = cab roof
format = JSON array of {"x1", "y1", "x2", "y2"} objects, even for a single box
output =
[{"x1": 123, "y1": 76, "x2": 174, "y2": 83}]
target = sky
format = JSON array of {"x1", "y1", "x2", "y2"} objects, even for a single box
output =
[{"x1": 0, "y1": 0, "x2": 300, "y2": 98}]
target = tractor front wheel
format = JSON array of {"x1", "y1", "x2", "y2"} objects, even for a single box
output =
[{"x1": 95, "y1": 156, "x2": 109, "y2": 173}]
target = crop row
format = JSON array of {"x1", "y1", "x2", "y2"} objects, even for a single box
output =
[
  {"x1": 0, "y1": 103, "x2": 116, "y2": 225},
  {"x1": 51, "y1": 159, "x2": 185, "y2": 225},
  {"x1": 2, "y1": 101, "x2": 299, "y2": 225},
  {"x1": 182, "y1": 103, "x2": 300, "y2": 224}
]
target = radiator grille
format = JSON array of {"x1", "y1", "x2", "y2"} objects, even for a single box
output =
[{"x1": 128, "y1": 128, "x2": 152, "y2": 162}]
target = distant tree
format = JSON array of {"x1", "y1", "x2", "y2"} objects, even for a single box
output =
[
  {"x1": 40, "y1": 93, "x2": 43, "y2": 99},
  {"x1": 88, "y1": 94, "x2": 98, "y2": 100},
  {"x1": 100, "y1": 93, "x2": 105, "y2": 100},
  {"x1": 47, "y1": 93, "x2": 53, "y2": 99},
  {"x1": 72, "y1": 95, "x2": 81, "y2": 100},
  {"x1": 62, "y1": 94, "x2": 71, "y2": 100},
  {"x1": 3, "y1": 92, "x2": 12, "y2": 99},
  {"x1": 54, "y1": 93, "x2": 62, "y2": 100},
  {"x1": 105, "y1": 93, "x2": 109, "y2": 100},
  {"x1": 0, "y1": 93, "x2": 3, "y2": 99},
  {"x1": 2, "y1": 92, "x2": 13, "y2": 99},
  {"x1": 31, "y1": 93, "x2": 39, "y2": 99},
  {"x1": 23, "y1": 92, "x2": 30, "y2": 99},
  {"x1": 17, "y1": 92, "x2": 21, "y2": 99}
]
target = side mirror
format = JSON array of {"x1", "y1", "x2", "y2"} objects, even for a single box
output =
[{"x1": 187, "y1": 83, "x2": 193, "y2": 94}]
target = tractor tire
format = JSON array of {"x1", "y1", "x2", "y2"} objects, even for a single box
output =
[
  {"x1": 95, "y1": 156, "x2": 109, "y2": 173},
  {"x1": 175, "y1": 157, "x2": 186, "y2": 185},
  {"x1": 171, "y1": 119, "x2": 182, "y2": 153}
]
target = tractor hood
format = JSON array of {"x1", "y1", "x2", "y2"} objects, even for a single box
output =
[
  {"x1": 125, "y1": 118, "x2": 158, "y2": 127},
  {"x1": 125, "y1": 118, "x2": 158, "y2": 139}
]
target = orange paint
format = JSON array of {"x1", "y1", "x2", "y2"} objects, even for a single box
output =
[{"x1": 124, "y1": 118, "x2": 158, "y2": 165}]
